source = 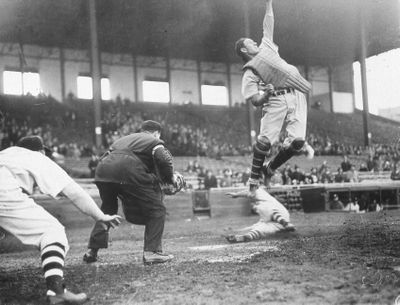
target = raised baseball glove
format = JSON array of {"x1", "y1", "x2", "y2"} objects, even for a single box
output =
[{"x1": 162, "y1": 172, "x2": 186, "y2": 195}]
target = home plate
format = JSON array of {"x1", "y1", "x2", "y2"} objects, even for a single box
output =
[
  {"x1": 189, "y1": 244, "x2": 231, "y2": 251},
  {"x1": 189, "y1": 243, "x2": 278, "y2": 252},
  {"x1": 187, "y1": 243, "x2": 279, "y2": 263}
]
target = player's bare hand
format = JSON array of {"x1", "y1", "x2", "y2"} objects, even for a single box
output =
[
  {"x1": 225, "y1": 192, "x2": 239, "y2": 198},
  {"x1": 99, "y1": 215, "x2": 122, "y2": 228}
]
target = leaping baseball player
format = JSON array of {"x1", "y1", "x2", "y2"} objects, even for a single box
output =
[
  {"x1": 235, "y1": 0, "x2": 314, "y2": 191},
  {"x1": 224, "y1": 187, "x2": 295, "y2": 243}
]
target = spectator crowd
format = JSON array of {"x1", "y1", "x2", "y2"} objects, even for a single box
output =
[{"x1": 1, "y1": 94, "x2": 400, "y2": 184}]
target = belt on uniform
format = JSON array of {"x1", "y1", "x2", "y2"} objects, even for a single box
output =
[{"x1": 270, "y1": 87, "x2": 295, "y2": 96}]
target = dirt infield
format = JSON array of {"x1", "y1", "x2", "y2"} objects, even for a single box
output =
[{"x1": 2, "y1": 191, "x2": 400, "y2": 305}]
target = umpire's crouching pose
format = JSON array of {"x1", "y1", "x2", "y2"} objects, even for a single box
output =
[{"x1": 83, "y1": 120, "x2": 185, "y2": 265}]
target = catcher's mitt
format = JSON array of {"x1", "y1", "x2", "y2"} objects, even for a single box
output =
[{"x1": 162, "y1": 172, "x2": 186, "y2": 195}]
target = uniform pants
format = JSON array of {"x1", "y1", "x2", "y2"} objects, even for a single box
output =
[
  {"x1": 260, "y1": 90, "x2": 307, "y2": 146},
  {"x1": 88, "y1": 182, "x2": 165, "y2": 252},
  {"x1": 244, "y1": 221, "x2": 284, "y2": 237}
]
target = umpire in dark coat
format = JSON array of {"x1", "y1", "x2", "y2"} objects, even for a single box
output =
[{"x1": 83, "y1": 120, "x2": 178, "y2": 265}]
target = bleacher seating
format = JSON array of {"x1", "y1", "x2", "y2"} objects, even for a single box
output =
[{"x1": 2, "y1": 95, "x2": 400, "y2": 189}]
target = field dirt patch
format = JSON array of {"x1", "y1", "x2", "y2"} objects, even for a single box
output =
[{"x1": 2, "y1": 196, "x2": 400, "y2": 304}]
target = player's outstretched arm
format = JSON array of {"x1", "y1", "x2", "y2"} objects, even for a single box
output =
[
  {"x1": 61, "y1": 181, "x2": 122, "y2": 228},
  {"x1": 226, "y1": 190, "x2": 252, "y2": 198},
  {"x1": 262, "y1": 0, "x2": 274, "y2": 42}
]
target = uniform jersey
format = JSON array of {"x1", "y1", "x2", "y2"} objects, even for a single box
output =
[
  {"x1": 242, "y1": 1, "x2": 276, "y2": 99},
  {"x1": 242, "y1": 1, "x2": 310, "y2": 98},
  {"x1": 0, "y1": 146, "x2": 71, "y2": 249},
  {"x1": 0, "y1": 146, "x2": 73, "y2": 197}
]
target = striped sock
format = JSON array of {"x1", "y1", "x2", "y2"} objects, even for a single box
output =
[
  {"x1": 41, "y1": 242, "x2": 66, "y2": 294},
  {"x1": 271, "y1": 211, "x2": 289, "y2": 227},
  {"x1": 244, "y1": 230, "x2": 261, "y2": 241},
  {"x1": 250, "y1": 144, "x2": 269, "y2": 183},
  {"x1": 250, "y1": 154, "x2": 265, "y2": 182}
]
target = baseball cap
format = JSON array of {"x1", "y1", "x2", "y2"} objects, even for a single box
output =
[
  {"x1": 17, "y1": 135, "x2": 52, "y2": 156},
  {"x1": 140, "y1": 120, "x2": 162, "y2": 132}
]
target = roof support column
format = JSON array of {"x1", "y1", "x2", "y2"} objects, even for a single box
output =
[
  {"x1": 328, "y1": 66, "x2": 334, "y2": 113},
  {"x1": 226, "y1": 63, "x2": 232, "y2": 107},
  {"x1": 132, "y1": 53, "x2": 139, "y2": 102},
  {"x1": 89, "y1": 0, "x2": 102, "y2": 148},
  {"x1": 244, "y1": 1, "x2": 256, "y2": 146},
  {"x1": 197, "y1": 59, "x2": 202, "y2": 105},
  {"x1": 359, "y1": 3, "x2": 370, "y2": 147},
  {"x1": 59, "y1": 47, "x2": 65, "y2": 102},
  {"x1": 304, "y1": 65, "x2": 310, "y2": 111}
]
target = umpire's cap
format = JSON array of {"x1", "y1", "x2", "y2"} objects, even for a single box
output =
[
  {"x1": 17, "y1": 135, "x2": 53, "y2": 157},
  {"x1": 140, "y1": 120, "x2": 162, "y2": 133}
]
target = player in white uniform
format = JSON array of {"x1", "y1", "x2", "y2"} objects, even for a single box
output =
[
  {"x1": 0, "y1": 136, "x2": 121, "y2": 305},
  {"x1": 225, "y1": 187, "x2": 294, "y2": 243},
  {"x1": 235, "y1": 0, "x2": 313, "y2": 191}
]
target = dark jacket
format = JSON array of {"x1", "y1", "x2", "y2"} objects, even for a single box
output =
[{"x1": 95, "y1": 132, "x2": 173, "y2": 187}]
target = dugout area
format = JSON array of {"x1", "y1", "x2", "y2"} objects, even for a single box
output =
[{"x1": 192, "y1": 181, "x2": 400, "y2": 217}]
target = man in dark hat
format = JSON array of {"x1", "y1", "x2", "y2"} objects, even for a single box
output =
[
  {"x1": 83, "y1": 120, "x2": 185, "y2": 265},
  {"x1": 0, "y1": 135, "x2": 121, "y2": 304}
]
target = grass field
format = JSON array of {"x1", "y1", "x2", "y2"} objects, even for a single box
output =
[{"x1": 1, "y1": 190, "x2": 400, "y2": 305}]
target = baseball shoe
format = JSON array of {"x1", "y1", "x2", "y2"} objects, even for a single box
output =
[
  {"x1": 143, "y1": 251, "x2": 174, "y2": 265},
  {"x1": 82, "y1": 249, "x2": 98, "y2": 263},
  {"x1": 47, "y1": 289, "x2": 88, "y2": 305},
  {"x1": 226, "y1": 235, "x2": 242, "y2": 243},
  {"x1": 226, "y1": 234, "x2": 239, "y2": 243},
  {"x1": 304, "y1": 143, "x2": 315, "y2": 160},
  {"x1": 225, "y1": 234, "x2": 251, "y2": 243},
  {"x1": 248, "y1": 178, "x2": 260, "y2": 193},
  {"x1": 261, "y1": 162, "x2": 274, "y2": 188},
  {"x1": 281, "y1": 222, "x2": 296, "y2": 232}
]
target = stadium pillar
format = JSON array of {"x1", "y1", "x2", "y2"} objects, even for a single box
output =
[
  {"x1": 244, "y1": 1, "x2": 256, "y2": 145},
  {"x1": 89, "y1": 0, "x2": 102, "y2": 148},
  {"x1": 328, "y1": 66, "x2": 334, "y2": 113},
  {"x1": 226, "y1": 62, "x2": 232, "y2": 107},
  {"x1": 59, "y1": 47, "x2": 66, "y2": 102},
  {"x1": 304, "y1": 65, "x2": 310, "y2": 110},
  {"x1": 132, "y1": 54, "x2": 139, "y2": 102},
  {"x1": 359, "y1": 4, "x2": 370, "y2": 147},
  {"x1": 166, "y1": 55, "x2": 172, "y2": 104},
  {"x1": 197, "y1": 59, "x2": 203, "y2": 105}
]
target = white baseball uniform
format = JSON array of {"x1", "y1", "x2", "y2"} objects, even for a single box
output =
[
  {"x1": 0, "y1": 146, "x2": 73, "y2": 250},
  {"x1": 242, "y1": 0, "x2": 308, "y2": 147},
  {"x1": 227, "y1": 188, "x2": 292, "y2": 242}
]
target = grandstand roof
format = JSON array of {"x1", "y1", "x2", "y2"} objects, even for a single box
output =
[{"x1": 0, "y1": 0, "x2": 399, "y2": 66}]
